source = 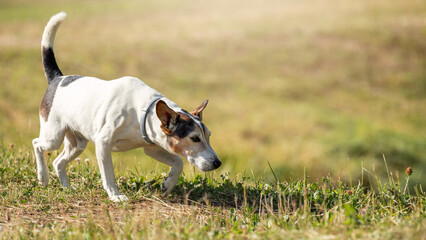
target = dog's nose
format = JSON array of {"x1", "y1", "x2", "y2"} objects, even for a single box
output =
[{"x1": 213, "y1": 158, "x2": 222, "y2": 169}]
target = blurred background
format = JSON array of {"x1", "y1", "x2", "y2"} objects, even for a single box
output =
[{"x1": 0, "y1": 0, "x2": 425, "y2": 188}]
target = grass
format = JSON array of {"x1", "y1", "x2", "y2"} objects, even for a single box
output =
[{"x1": 0, "y1": 145, "x2": 425, "y2": 239}]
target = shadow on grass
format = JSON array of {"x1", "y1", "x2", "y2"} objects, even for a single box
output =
[{"x1": 118, "y1": 172, "x2": 419, "y2": 217}]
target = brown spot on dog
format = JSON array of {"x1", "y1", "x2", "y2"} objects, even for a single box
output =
[
  {"x1": 167, "y1": 136, "x2": 186, "y2": 155},
  {"x1": 167, "y1": 134, "x2": 206, "y2": 156},
  {"x1": 40, "y1": 77, "x2": 62, "y2": 121}
]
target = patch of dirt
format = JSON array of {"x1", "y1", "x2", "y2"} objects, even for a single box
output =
[{"x1": 0, "y1": 196, "x2": 205, "y2": 231}]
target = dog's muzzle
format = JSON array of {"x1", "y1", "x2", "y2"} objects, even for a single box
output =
[{"x1": 212, "y1": 157, "x2": 222, "y2": 169}]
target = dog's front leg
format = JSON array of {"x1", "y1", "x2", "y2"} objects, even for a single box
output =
[
  {"x1": 95, "y1": 140, "x2": 128, "y2": 202},
  {"x1": 144, "y1": 147, "x2": 183, "y2": 197}
]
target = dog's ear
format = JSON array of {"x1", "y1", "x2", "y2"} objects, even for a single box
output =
[
  {"x1": 190, "y1": 100, "x2": 208, "y2": 121},
  {"x1": 156, "y1": 100, "x2": 179, "y2": 135}
]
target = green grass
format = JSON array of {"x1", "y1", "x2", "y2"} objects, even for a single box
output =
[{"x1": 0, "y1": 145, "x2": 425, "y2": 239}]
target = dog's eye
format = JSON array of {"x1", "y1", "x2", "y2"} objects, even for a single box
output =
[{"x1": 190, "y1": 136, "x2": 201, "y2": 142}]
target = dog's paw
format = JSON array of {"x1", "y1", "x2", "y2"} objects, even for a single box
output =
[
  {"x1": 37, "y1": 172, "x2": 49, "y2": 187},
  {"x1": 110, "y1": 194, "x2": 129, "y2": 202},
  {"x1": 38, "y1": 180, "x2": 48, "y2": 187},
  {"x1": 161, "y1": 183, "x2": 167, "y2": 198},
  {"x1": 161, "y1": 182, "x2": 174, "y2": 198}
]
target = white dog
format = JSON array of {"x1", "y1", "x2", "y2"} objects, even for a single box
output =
[{"x1": 33, "y1": 12, "x2": 221, "y2": 202}]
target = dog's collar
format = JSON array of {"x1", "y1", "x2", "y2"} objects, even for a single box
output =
[{"x1": 140, "y1": 97, "x2": 162, "y2": 145}]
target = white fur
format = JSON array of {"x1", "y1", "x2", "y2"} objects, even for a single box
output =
[{"x1": 41, "y1": 12, "x2": 66, "y2": 48}]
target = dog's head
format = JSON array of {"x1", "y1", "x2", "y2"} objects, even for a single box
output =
[{"x1": 156, "y1": 100, "x2": 221, "y2": 171}]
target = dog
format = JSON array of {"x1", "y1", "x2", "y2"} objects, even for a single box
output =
[{"x1": 32, "y1": 12, "x2": 221, "y2": 202}]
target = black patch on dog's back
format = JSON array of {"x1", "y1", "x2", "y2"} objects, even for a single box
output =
[
  {"x1": 61, "y1": 75, "x2": 83, "y2": 87},
  {"x1": 40, "y1": 76, "x2": 62, "y2": 121}
]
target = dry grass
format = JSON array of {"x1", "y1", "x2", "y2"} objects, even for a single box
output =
[{"x1": 0, "y1": 0, "x2": 425, "y2": 204}]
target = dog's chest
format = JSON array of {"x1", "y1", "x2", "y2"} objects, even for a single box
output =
[{"x1": 111, "y1": 138, "x2": 144, "y2": 152}]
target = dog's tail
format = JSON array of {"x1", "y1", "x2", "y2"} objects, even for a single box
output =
[{"x1": 41, "y1": 12, "x2": 67, "y2": 83}]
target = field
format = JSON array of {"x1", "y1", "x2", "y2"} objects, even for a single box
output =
[
  {"x1": 1, "y1": 145, "x2": 425, "y2": 239},
  {"x1": 0, "y1": 0, "x2": 425, "y2": 238}
]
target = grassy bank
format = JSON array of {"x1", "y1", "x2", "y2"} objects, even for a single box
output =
[{"x1": 1, "y1": 146, "x2": 425, "y2": 239}]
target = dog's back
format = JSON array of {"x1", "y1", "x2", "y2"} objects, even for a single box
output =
[{"x1": 54, "y1": 76, "x2": 162, "y2": 141}]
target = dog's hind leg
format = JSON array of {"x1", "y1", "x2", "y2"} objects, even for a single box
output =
[
  {"x1": 32, "y1": 122, "x2": 65, "y2": 187},
  {"x1": 144, "y1": 147, "x2": 183, "y2": 197},
  {"x1": 53, "y1": 131, "x2": 88, "y2": 187}
]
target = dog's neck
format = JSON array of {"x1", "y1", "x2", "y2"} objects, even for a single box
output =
[{"x1": 140, "y1": 97, "x2": 162, "y2": 145}]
